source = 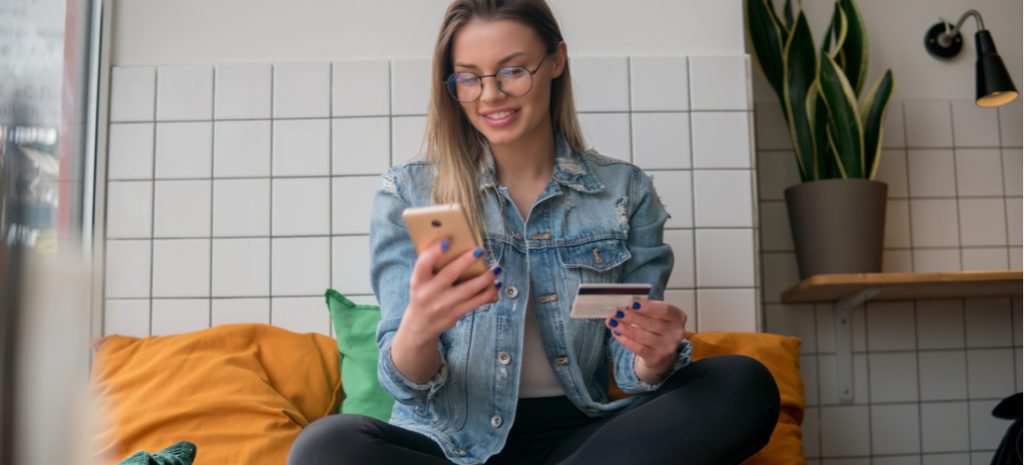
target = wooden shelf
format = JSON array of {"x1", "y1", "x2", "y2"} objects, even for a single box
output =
[
  {"x1": 779, "y1": 270, "x2": 1022, "y2": 405},
  {"x1": 781, "y1": 270, "x2": 1023, "y2": 304}
]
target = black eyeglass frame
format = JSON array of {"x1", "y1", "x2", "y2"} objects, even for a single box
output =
[{"x1": 445, "y1": 53, "x2": 552, "y2": 103}]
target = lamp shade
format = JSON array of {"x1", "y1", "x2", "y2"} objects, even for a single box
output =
[{"x1": 975, "y1": 30, "x2": 1019, "y2": 107}]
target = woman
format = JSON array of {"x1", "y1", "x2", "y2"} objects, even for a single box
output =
[{"x1": 289, "y1": 1, "x2": 779, "y2": 464}]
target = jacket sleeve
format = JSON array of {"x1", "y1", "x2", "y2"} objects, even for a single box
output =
[
  {"x1": 369, "y1": 169, "x2": 449, "y2": 404},
  {"x1": 607, "y1": 168, "x2": 692, "y2": 394}
]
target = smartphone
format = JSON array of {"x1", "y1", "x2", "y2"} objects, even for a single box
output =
[{"x1": 402, "y1": 203, "x2": 488, "y2": 283}]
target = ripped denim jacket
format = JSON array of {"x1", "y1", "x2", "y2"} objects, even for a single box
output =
[{"x1": 368, "y1": 134, "x2": 692, "y2": 465}]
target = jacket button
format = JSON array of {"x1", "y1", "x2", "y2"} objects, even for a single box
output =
[
  {"x1": 553, "y1": 357, "x2": 569, "y2": 366},
  {"x1": 497, "y1": 352, "x2": 511, "y2": 365},
  {"x1": 454, "y1": 449, "x2": 467, "y2": 456},
  {"x1": 491, "y1": 415, "x2": 503, "y2": 427},
  {"x1": 504, "y1": 286, "x2": 519, "y2": 298}
]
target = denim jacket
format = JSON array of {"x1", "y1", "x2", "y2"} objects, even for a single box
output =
[{"x1": 369, "y1": 135, "x2": 692, "y2": 464}]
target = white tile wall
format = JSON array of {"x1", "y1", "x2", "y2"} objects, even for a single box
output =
[
  {"x1": 106, "y1": 181, "x2": 153, "y2": 238},
  {"x1": 693, "y1": 170, "x2": 753, "y2": 227},
  {"x1": 571, "y1": 57, "x2": 629, "y2": 112},
  {"x1": 691, "y1": 111, "x2": 752, "y2": 168},
  {"x1": 155, "y1": 122, "x2": 212, "y2": 178},
  {"x1": 212, "y1": 298, "x2": 270, "y2": 326},
  {"x1": 109, "y1": 67, "x2": 155, "y2": 122},
  {"x1": 151, "y1": 239, "x2": 210, "y2": 297},
  {"x1": 332, "y1": 118, "x2": 390, "y2": 175},
  {"x1": 273, "y1": 63, "x2": 330, "y2": 118},
  {"x1": 211, "y1": 238, "x2": 270, "y2": 297},
  {"x1": 271, "y1": 178, "x2": 330, "y2": 236},
  {"x1": 213, "y1": 120, "x2": 271, "y2": 177},
  {"x1": 271, "y1": 297, "x2": 331, "y2": 335},
  {"x1": 631, "y1": 113, "x2": 690, "y2": 169},
  {"x1": 271, "y1": 119, "x2": 330, "y2": 176},
  {"x1": 107, "y1": 123, "x2": 154, "y2": 180},
  {"x1": 756, "y1": 96, "x2": 1023, "y2": 463},
  {"x1": 629, "y1": 57, "x2": 688, "y2": 112},
  {"x1": 103, "y1": 56, "x2": 760, "y2": 342},
  {"x1": 212, "y1": 179, "x2": 270, "y2": 237},
  {"x1": 214, "y1": 63, "x2": 272, "y2": 120},
  {"x1": 391, "y1": 59, "x2": 431, "y2": 116},
  {"x1": 649, "y1": 170, "x2": 692, "y2": 228},
  {"x1": 688, "y1": 55, "x2": 750, "y2": 111},
  {"x1": 153, "y1": 180, "x2": 211, "y2": 237},
  {"x1": 156, "y1": 65, "x2": 213, "y2": 121},
  {"x1": 578, "y1": 112, "x2": 630, "y2": 159},
  {"x1": 333, "y1": 60, "x2": 390, "y2": 117}
]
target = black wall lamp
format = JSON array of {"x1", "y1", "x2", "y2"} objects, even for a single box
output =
[{"x1": 924, "y1": 9, "x2": 1019, "y2": 107}]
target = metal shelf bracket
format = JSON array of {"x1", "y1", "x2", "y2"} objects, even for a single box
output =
[{"x1": 833, "y1": 286, "x2": 881, "y2": 404}]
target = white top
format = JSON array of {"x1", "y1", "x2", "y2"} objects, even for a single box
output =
[{"x1": 518, "y1": 299, "x2": 566, "y2": 398}]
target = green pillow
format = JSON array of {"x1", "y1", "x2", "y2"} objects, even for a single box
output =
[
  {"x1": 325, "y1": 289, "x2": 394, "y2": 421},
  {"x1": 116, "y1": 441, "x2": 196, "y2": 465}
]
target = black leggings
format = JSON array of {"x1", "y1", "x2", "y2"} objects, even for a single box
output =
[{"x1": 288, "y1": 355, "x2": 780, "y2": 465}]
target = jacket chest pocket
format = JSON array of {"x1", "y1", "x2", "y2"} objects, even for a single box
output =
[{"x1": 558, "y1": 238, "x2": 631, "y2": 284}]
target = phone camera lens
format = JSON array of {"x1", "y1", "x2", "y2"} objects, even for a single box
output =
[{"x1": 431, "y1": 220, "x2": 442, "y2": 228}]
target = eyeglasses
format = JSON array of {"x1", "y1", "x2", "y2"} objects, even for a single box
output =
[{"x1": 445, "y1": 54, "x2": 551, "y2": 103}]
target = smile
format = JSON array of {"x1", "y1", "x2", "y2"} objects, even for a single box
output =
[{"x1": 480, "y1": 108, "x2": 519, "y2": 127}]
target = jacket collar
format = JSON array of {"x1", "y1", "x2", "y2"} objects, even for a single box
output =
[{"x1": 477, "y1": 133, "x2": 604, "y2": 193}]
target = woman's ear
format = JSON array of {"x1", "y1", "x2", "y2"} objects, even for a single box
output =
[{"x1": 551, "y1": 41, "x2": 568, "y2": 78}]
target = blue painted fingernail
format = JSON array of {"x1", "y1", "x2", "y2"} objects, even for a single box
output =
[
  {"x1": 615, "y1": 310, "x2": 625, "y2": 319},
  {"x1": 495, "y1": 281, "x2": 503, "y2": 289},
  {"x1": 608, "y1": 319, "x2": 619, "y2": 328},
  {"x1": 440, "y1": 239, "x2": 450, "y2": 251},
  {"x1": 613, "y1": 331, "x2": 621, "y2": 336},
  {"x1": 473, "y1": 247, "x2": 484, "y2": 258},
  {"x1": 492, "y1": 266, "x2": 502, "y2": 275},
  {"x1": 632, "y1": 301, "x2": 641, "y2": 310}
]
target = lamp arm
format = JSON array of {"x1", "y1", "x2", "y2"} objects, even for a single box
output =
[{"x1": 938, "y1": 9, "x2": 985, "y2": 47}]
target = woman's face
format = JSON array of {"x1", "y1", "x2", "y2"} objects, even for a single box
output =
[{"x1": 449, "y1": 18, "x2": 564, "y2": 150}]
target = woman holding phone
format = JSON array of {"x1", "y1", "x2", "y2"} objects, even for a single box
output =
[{"x1": 290, "y1": 1, "x2": 779, "y2": 464}]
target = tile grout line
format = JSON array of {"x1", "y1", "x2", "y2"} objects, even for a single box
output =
[
  {"x1": 268, "y1": 65, "x2": 275, "y2": 326},
  {"x1": 684, "y1": 57, "x2": 701, "y2": 330},
  {"x1": 949, "y1": 102, "x2": 966, "y2": 270},
  {"x1": 960, "y1": 297, "x2": 974, "y2": 452},
  {"x1": 900, "y1": 101, "x2": 917, "y2": 274},
  {"x1": 862, "y1": 302, "x2": 874, "y2": 459},
  {"x1": 209, "y1": 66, "x2": 216, "y2": 328},
  {"x1": 328, "y1": 62, "x2": 334, "y2": 337},
  {"x1": 995, "y1": 109, "x2": 1013, "y2": 269},
  {"x1": 148, "y1": 68, "x2": 158, "y2": 336},
  {"x1": 913, "y1": 299, "x2": 926, "y2": 459}
]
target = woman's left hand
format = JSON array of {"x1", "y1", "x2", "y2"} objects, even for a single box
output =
[{"x1": 606, "y1": 300, "x2": 687, "y2": 384}]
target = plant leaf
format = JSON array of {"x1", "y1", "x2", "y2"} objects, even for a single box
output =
[
  {"x1": 783, "y1": 0, "x2": 794, "y2": 30},
  {"x1": 783, "y1": 12, "x2": 818, "y2": 182},
  {"x1": 818, "y1": 51, "x2": 864, "y2": 178},
  {"x1": 838, "y1": 0, "x2": 868, "y2": 95},
  {"x1": 805, "y1": 80, "x2": 829, "y2": 180},
  {"x1": 746, "y1": 0, "x2": 789, "y2": 99},
  {"x1": 825, "y1": 2, "x2": 848, "y2": 59},
  {"x1": 860, "y1": 69, "x2": 895, "y2": 179}
]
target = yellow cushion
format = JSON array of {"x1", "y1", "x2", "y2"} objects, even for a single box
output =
[
  {"x1": 608, "y1": 331, "x2": 806, "y2": 465},
  {"x1": 90, "y1": 324, "x2": 342, "y2": 465}
]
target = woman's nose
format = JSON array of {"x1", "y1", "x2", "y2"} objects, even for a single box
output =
[{"x1": 479, "y1": 76, "x2": 505, "y2": 103}]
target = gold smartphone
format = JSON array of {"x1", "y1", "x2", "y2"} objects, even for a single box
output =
[{"x1": 402, "y1": 203, "x2": 488, "y2": 283}]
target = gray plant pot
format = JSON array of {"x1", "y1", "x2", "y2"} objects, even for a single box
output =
[{"x1": 784, "y1": 179, "x2": 888, "y2": 279}]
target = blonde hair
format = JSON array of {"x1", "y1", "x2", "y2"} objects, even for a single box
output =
[{"x1": 426, "y1": 0, "x2": 586, "y2": 241}]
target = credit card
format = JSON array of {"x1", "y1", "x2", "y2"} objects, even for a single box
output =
[{"x1": 569, "y1": 283, "x2": 652, "y2": 319}]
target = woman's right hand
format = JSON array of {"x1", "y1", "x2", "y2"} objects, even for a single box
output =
[{"x1": 391, "y1": 237, "x2": 501, "y2": 383}]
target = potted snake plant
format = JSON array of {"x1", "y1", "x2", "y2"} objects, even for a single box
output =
[{"x1": 747, "y1": 0, "x2": 896, "y2": 279}]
